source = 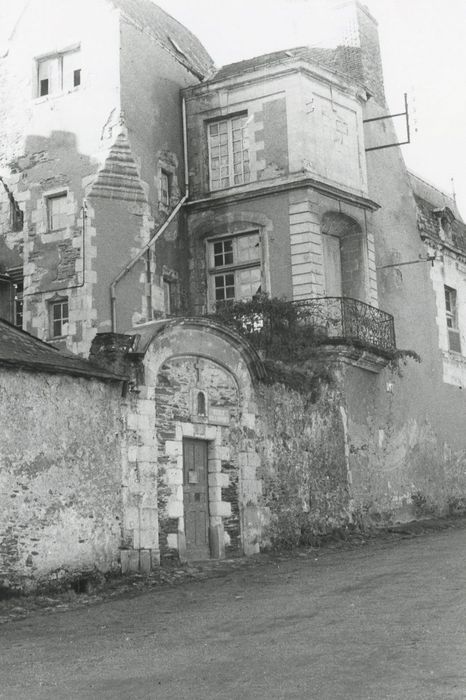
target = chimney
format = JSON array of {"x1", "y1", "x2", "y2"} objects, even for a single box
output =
[{"x1": 333, "y1": 1, "x2": 386, "y2": 105}]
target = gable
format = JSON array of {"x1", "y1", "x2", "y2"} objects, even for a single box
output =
[{"x1": 108, "y1": 0, "x2": 214, "y2": 79}]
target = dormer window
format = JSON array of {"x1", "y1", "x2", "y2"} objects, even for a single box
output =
[
  {"x1": 434, "y1": 206, "x2": 455, "y2": 242},
  {"x1": 36, "y1": 48, "x2": 81, "y2": 98}
]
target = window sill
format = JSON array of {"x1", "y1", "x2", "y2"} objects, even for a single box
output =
[
  {"x1": 33, "y1": 87, "x2": 81, "y2": 104},
  {"x1": 443, "y1": 349, "x2": 466, "y2": 362}
]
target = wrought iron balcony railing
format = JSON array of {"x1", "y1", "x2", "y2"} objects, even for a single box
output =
[
  {"x1": 294, "y1": 297, "x2": 396, "y2": 354},
  {"x1": 203, "y1": 296, "x2": 396, "y2": 360}
]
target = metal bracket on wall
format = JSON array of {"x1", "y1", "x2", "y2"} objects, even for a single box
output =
[{"x1": 363, "y1": 93, "x2": 410, "y2": 152}]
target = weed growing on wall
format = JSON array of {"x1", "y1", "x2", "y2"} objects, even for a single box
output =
[{"x1": 211, "y1": 294, "x2": 326, "y2": 362}]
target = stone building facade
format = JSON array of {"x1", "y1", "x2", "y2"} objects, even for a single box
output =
[
  {"x1": 2, "y1": 0, "x2": 466, "y2": 586},
  {"x1": 0, "y1": 0, "x2": 213, "y2": 355}
]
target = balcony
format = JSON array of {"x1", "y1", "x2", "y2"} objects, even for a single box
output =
[
  {"x1": 208, "y1": 296, "x2": 396, "y2": 367},
  {"x1": 295, "y1": 297, "x2": 396, "y2": 355}
]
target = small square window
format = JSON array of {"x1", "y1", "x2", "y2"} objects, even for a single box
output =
[
  {"x1": 47, "y1": 193, "x2": 68, "y2": 231},
  {"x1": 36, "y1": 49, "x2": 81, "y2": 98},
  {"x1": 50, "y1": 299, "x2": 69, "y2": 338}
]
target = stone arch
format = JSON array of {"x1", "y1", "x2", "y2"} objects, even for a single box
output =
[
  {"x1": 125, "y1": 319, "x2": 265, "y2": 564},
  {"x1": 321, "y1": 211, "x2": 368, "y2": 301}
]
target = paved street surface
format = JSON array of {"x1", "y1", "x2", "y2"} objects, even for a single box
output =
[{"x1": 1, "y1": 527, "x2": 466, "y2": 700}]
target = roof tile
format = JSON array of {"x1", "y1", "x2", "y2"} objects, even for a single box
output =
[{"x1": 0, "y1": 319, "x2": 124, "y2": 381}]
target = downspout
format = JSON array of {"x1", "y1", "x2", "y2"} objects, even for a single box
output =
[{"x1": 110, "y1": 96, "x2": 190, "y2": 332}]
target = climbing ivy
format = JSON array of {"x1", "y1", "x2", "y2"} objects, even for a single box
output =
[{"x1": 210, "y1": 294, "x2": 326, "y2": 362}]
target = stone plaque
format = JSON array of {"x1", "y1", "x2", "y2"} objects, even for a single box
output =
[{"x1": 208, "y1": 406, "x2": 230, "y2": 425}]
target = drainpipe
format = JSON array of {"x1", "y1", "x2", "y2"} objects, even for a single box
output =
[{"x1": 110, "y1": 97, "x2": 190, "y2": 332}]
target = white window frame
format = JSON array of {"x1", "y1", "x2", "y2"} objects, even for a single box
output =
[
  {"x1": 46, "y1": 192, "x2": 68, "y2": 231},
  {"x1": 36, "y1": 47, "x2": 81, "y2": 98},
  {"x1": 207, "y1": 115, "x2": 250, "y2": 191},
  {"x1": 49, "y1": 298, "x2": 69, "y2": 338},
  {"x1": 7, "y1": 267, "x2": 23, "y2": 329},
  {"x1": 207, "y1": 230, "x2": 262, "y2": 310},
  {"x1": 445, "y1": 285, "x2": 461, "y2": 353}
]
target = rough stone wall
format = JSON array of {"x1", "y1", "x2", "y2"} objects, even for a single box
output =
[
  {"x1": 8, "y1": 132, "x2": 100, "y2": 355},
  {"x1": 0, "y1": 183, "x2": 23, "y2": 271},
  {"x1": 255, "y1": 371, "x2": 350, "y2": 547},
  {"x1": 342, "y1": 362, "x2": 466, "y2": 523},
  {"x1": 0, "y1": 368, "x2": 123, "y2": 591},
  {"x1": 154, "y1": 356, "x2": 243, "y2": 558}
]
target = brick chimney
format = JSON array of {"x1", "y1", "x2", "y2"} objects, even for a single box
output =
[{"x1": 333, "y1": 1, "x2": 386, "y2": 105}]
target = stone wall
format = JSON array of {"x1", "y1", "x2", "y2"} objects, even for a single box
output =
[
  {"x1": 0, "y1": 367, "x2": 123, "y2": 591},
  {"x1": 256, "y1": 370, "x2": 350, "y2": 547}
]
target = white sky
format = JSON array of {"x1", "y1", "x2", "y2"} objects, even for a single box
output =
[{"x1": 1, "y1": 0, "x2": 465, "y2": 213}]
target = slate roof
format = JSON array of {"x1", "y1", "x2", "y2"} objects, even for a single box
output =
[
  {"x1": 409, "y1": 172, "x2": 463, "y2": 221},
  {"x1": 212, "y1": 45, "x2": 364, "y2": 88},
  {"x1": 409, "y1": 172, "x2": 466, "y2": 254},
  {"x1": 109, "y1": 0, "x2": 214, "y2": 79},
  {"x1": 0, "y1": 319, "x2": 124, "y2": 381}
]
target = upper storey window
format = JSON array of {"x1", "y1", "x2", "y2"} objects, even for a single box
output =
[
  {"x1": 445, "y1": 285, "x2": 461, "y2": 353},
  {"x1": 47, "y1": 193, "x2": 68, "y2": 231},
  {"x1": 208, "y1": 231, "x2": 261, "y2": 307},
  {"x1": 37, "y1": 48, "x2": 81, "y2": 98},
  {"x1": 208, "y1": 116, "x2": 250, "y2": 191}
]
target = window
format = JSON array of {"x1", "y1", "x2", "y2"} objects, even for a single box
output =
[
  {"x1": 197, "y1": 391, "x2": 207, "y2": 416},
  {"x1": 445, "y1": 286, "x2": 461, "y2": 353},
  {"x1": 160, "y1": 170, "x2": 171, "y2": 207},
  {"x1": 7, "y1": 268, "x2": 23, "y2": 329},
  {"x1": 163, "y1": 278, "x2": 176, "y2": 315},
  {"x1": 9, "y1": 194, "x2": 23, "y2": 232},
  {"x1": 50, "y1": 298, "x2": 69, "y2": 338},
  {"x1": 36, "y1": 49, "x2": 81, "y2": 97},
  {"x1": 208, "y1": 116, "x2": 250, "y2": 191},
  {"x1": 208, "y1": 231, "x2": 261, "y2": 306},
  {"x1": 47, "y1": 193, "x2": 68, "y2": 231}
]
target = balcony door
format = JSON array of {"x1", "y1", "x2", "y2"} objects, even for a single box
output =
[{"x1": 322, "y1": 234, "x2": 342, "y2": 297}]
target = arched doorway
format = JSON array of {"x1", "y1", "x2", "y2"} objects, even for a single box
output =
[{"x1": 123, "y1": 318, "x2": 265, "y2": 563}]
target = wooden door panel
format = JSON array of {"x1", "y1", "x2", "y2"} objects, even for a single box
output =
[{"x1": 183, "y1": 438, "x2": 210, "y2": 559}]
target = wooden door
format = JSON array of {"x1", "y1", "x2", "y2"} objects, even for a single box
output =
[
  {"x1": 183, "y1": 438, "x2": 210, "y2": 560},
  {"x1": 322, "y1": 234, "x2": 342, "y2": 297}
]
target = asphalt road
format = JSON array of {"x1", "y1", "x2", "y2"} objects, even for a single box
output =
[{"x1": 1, "y1": 527, "x2": 466, "y2": 700}]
